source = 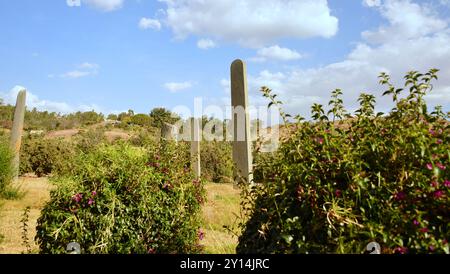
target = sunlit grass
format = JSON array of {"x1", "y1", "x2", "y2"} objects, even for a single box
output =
[{"x1": 201, "y1": 183, "x2": 241, "y2": 254}]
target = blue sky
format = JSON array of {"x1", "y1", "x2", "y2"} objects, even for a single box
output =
[{"x1": 0, "y1": 0, "x2": 449, "y2": 119}]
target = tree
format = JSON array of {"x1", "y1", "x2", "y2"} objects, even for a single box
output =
[
  {"x1": 107, "y1": 114, "x2": 118, "y2": 121},
  {"x1": 149, "y1": 108, "x2": 180, "y2": 129},
  {"x1": 130, "y1": 114, "x2": 151, "y2": 127}
]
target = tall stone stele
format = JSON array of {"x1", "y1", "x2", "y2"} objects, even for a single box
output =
[
  {"x1": 190, "y1": 117, "x2": 201, "y2": 179},
  {"x1": 161, "y1": 122, "x2": 177, "y2": 142},
  {"x1": 10, "y1": 89, "x2": 27, "y2": 181},
  {"x1": 230, "y1": 59, "x2": 253, "y2": 184}
]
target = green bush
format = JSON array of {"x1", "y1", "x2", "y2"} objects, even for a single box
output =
[
  {"x1": 129, "y1": 128, "x2": 159, "y2": 147},
  {"x1": 237, "y1": 69, "x2": 449, "y2": 254},
  {"x1": 35, "y1": 141, "x2": 206, "y2": 254},
  {"x1": 0, "y1": 136, "x2": 13, "y2": 195},
  {"x1": 74, "y1": 128, "x2": 107, "y2": 153},
  {"x1": 20, "y1": 136, "x2": 76, "y2": 177},
  {"x1": 200, "y1": 141, "x2": 233, "y2": 184}
]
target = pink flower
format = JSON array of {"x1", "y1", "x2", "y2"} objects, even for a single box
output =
[
  {"x1": 429, "y1": 129, "x2": 436, "y2": 136},
  {"x1": 420, "y1": 227, "x2": 429, "y2": 233},
  {"x1": 394, "y1": 247, "x2": 408, "y2": 254},
  {"x1": 198, "y1": 229, "x2": 205, "y2": 241},
  {"x1": 436, "y1": 163, "x2": 446, "y2": 170},
  {"x1": 413, "y1": 219, "x2": 420, "y2": 226},
  {"x1": 444, "y1": 180, "x2": 450, "y2": 187},
  {"x1": 316, "y1": 137, "x2": 324, "y2": 144},
  {"x1": 335, "y1": 190, "x2": 342, "y2": 198},
  {"x1": 433, "y1": 190, "x2": 444, "y2": 199},
  {"x1": 88, "y1": 198, "x2": 95, "y2": 206},
  {"x1": 430, "y1": 181, "x2": 439, "y2": 188},
  {"x1": 429, "y1": 245, "x2": 435, "y2": 252},
  {"x1": 436, "y1": 139, "x2": 443, "y2": 145},
  {"x1": 426, "y1": 163, "x2": 433, "y2": 170},
  {"x1": 394, "y1": 191, "x2": 406, "y2": 201},
  {"x1": 91, "y1": 191, "x2": 97, "y2": 197},
  {"x1": 148, "y1": 248, "x2": 156, "y2": 254},
  {"x1": 72, "y1": 193, "x2": 83, "y2": 203}
]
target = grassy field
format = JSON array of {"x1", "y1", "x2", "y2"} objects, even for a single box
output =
[
  {"x1": 202, "y1": 183, "x2": 241, "y2": 254},
  {"x1": 0, "y1": 176, "x2": 241, "y2": 254},
  {"x1": 0, "y1": 176, "x2": 53, "y2": 254}
]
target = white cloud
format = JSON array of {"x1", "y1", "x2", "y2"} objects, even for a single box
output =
[
  {"x1": 139, "y1": 18, "x2": 161, "y2": 30},
  {"x1": 250, "y1": 45, "x2": 302, "y2": 62},
  {"x1": 158, "y1": 0, "x2": 338, "y2": 48},
  {"x1": 439, "y1": 0, "x2": 450, "y2": 7},
  {"x1": 61, "y1": 70, "x2": 91, "y2": 79},
  {"x1": 363, "y1": 0, "x2": 381, "y2": 7},
  {"x1": 223, "y1": 0, "x2": 450, "y2": 119},
  {"x1": 67, "y1": 0, "x2": 81, "y2": 7},
  {"x1": 51, "y1": 62, "x2": 99, "y2": 79},
  {"x1": 78, "y1": 62, "x2": 99, "y2": 69},
  {"x1": 163, "y1": 81, "x2": 194, "y2": 93},
  {"x1": 0, "y1": 86, "x2": 102, "y2": 114},
  {"x1": 362, "y1": 0, "x2": 447, "y2": 43},
  {"x1": 197, "y1": 39, "x2": 216, "y2": 50},
  {"x1": 220, "y1": 79, "x2": 230, "y2": 94},
  {"x1": 84, "y1": 0, "x2": 123, "y2": 11},
  {"x1": 67, "y1": 0, "x2": 124, "y2": 12}
]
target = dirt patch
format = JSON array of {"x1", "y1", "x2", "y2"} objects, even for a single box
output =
[
  {"x1": 105, "y1": 130, "x2": 131, "y2": 142},
  {"x1": 45, "y1": 129, "x2": 79, "y2": 139}
]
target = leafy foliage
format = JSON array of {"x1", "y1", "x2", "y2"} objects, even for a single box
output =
[
  {"x1": 35, "y1": 142, "x2": 206, "y2": 254},
  {"x1": 149, "y1": 107, "x2": 181, "y2": 129},
  {"x1": 19, "y1": 136, "x2": 76, "y2": 177},
  {"x1": 200, "y1": 141, "x2": 234, "y2": 184},
  {"x1": 0, "y1": 105, "x2": 105, "y2": 131},
  {"x1": 0, "y1": 135, "x2": 13, "y2": 195},
  {"x1": 237, "y1": 69, "x2": 449, "y2": 254}
]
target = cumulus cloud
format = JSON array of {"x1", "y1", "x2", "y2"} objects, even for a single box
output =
[
  {"x1": 66, "y1": 0, "x2": 81, "y2": 7},
  {"x1": 250, "y1": 45, "x2": 303, "y2": 62},
  {"x1": 163, "y1": 81, "x2": 194, "y2": 93},
  {"x1": 139, "y1": 18, "x2": 161, "y2": 30},
  {"x1": 439, "y1": 0, "x2": 450, "y2": 7},
  {"x1": 67, "y1": 0, "x2": 124, "y2": 12},
  {"x1": 0, "y1": 86, "x2": 102, "y2": 114},
  {"x1": 158, "y1": 0, "x2": 338, "y2": 48},
  {"x1": 363, "y1": 0, "x2": 381, "y2": 7},
  {"x1": 197, "y1": 39, "x2": 216, "y2": 50},
  {"x1": 362, "y1": 0, "x2": 447, "y2": 43},
  {"x1": 218, "y1": 0, "x2": 450, "y2": 119}
]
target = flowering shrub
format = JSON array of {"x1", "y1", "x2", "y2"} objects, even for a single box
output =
[
  {"x1": 35, "y1": 141, "x2": 205, "y2": 254},
  {"x1": 237, "y1": 69, "x2": 449, "y2": 254}
]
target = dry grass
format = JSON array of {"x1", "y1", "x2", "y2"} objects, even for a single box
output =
[
  {"x1": 104, "y1": 130, "x2": 131, "y2": 142},
  {"x1": 201, "y1": 183, "x2": 242, "y2": 254},
  {"x1": 45, "y1": 129, "x2": 79, "y2": 139},
  {"x1": 0, "y1": 176, "x2": 53, "y2": 254}
]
